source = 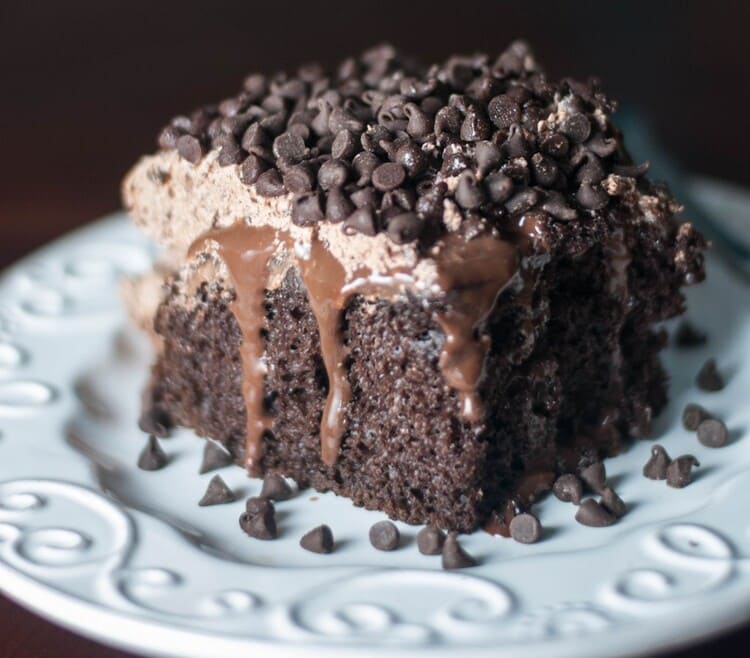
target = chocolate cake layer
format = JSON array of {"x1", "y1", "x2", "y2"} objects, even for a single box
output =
[{"x1": 125, "y1": 42, "x2": 706, "y2": 531}]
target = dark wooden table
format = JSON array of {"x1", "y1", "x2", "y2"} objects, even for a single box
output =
[{"x1": 1, "y1": 1, "x2": 748, "y2": 656}]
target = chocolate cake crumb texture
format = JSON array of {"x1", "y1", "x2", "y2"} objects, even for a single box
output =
[
  {"x1": 137, "y1": 435, "x2": 168, "y2": 471},
  {"x1": 300, "y1": 525, "x2": 334, "y2": 553},
  {"x1": 666, "y1": 455, "x2": 700, "y2": 488},
  {"x1": 575, "y1": 499, "x2": 616, "y2": 527},
  {"x1": 260, "y1": 473, "x2": 294, "y2": 500},
  {"x1": 553, "y1": 474, "x2": 583, "y2": 504},
  {"x1": 417, "y1": 526, "x2": 446, "y2": 555},
  {"x1": 643, "y1": 445, "x2": 671, "y2": 480},
  {"x1": 682, "y1": 403, "x2": 712, "y2": 432},
  {"x1": 199, "y1": 440, "x2": 234, "y2": 474},
  {"x1": 369, "y1": 520, "x2": 400, "y2": 551},
  {"x1": 674, "y1": 321, "x2": 707, "y2": 348},
  {"x1": 509, "y1": 512, "x2": 542, "y2": 544},
  {"x1": 199, "y1": 475, "x2": 236, "y2": 506},
  {"x1": 239, "y1": 497, "x2": 277, "y2": 539},
  {"x1": 696, "y1": 358, "x2": 725, "y2": 392},
  {"x1": 442, "y1": 532, "x2": 478, "y2": 569},
  {"x1": 696, "y1": 418, "x2": 729, "y2": 448}
]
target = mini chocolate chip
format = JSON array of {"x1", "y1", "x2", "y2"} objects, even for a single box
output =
[
  {"x1": 560, "y1": 113, "x2": 591, "y2": 143},
  {"x1": 474, "y1": 141, "x2": 501, "y2": 176},
  {"x1": 455, "y1": 172, "x2": 485, "y2": 209},
  {"x1": 580, "y1": 461, "x2": 606, "y2": 493},
  {"x1": 485, "y1": 172, "x2": 514, "y2": 204},
  {"x1": 386, "y1": 212, "x2": 422, "y2": 244},
  {"x1": 239, "y1": 497, "x2": 277, "y2": 540},
  {"x1": 350, "y1": 186, "x2": 379, "y2": 209},
  {"x1": 505, "y1": 187, "x2": 538, "y2": 214},
  {"x1": 176, "y1": 135, "x2": 204, "y2": 164},
  {"x1": 241, "y1": 123, "x2": 268, "y2": 151},
  {"x1": 682, "y1": 403, "x2": 711, "y2": 431},
  {"x1": 395, "y1": 142, "x2": 427, "y2": 178},
  {"x1": 629, "y1": 402, "x2": 653, "y2": 439},
  {"x1": 600, "y1": 487, "x2": 627, "y2": 518},
  {"x1": 352, "y1": 151, "x2": 381, "y2": 185},
  {"x1": 331, "y1": 129, "x2": 359, "y2": 160},
  {"x1": 292, "y1": 192, "x2": 324, "y2": 226},
  {"x1": 243, "y1": 73, "x2": 267, "y2": 99},
  {"x1": 255, "y1": 168, "x2": 287, "y2": 197},
  {"x1": 170, "y1": 114, "x2": 192, "y2": 132},
  {"x1": 576, "y1": 181, "x2": 608, "y2": 210},
  {"x1": 326, "y1": 186, "x2": 354, "y2": 223},
  {"x1": 541, "y1": 133, "x2": 569, "y2": 158},
  {"x1": 138, "y1": 406, "x2": 173, "y2": 438},
  {"x1": 666, "y1": 455, "x2": 700, "y2": 488},
  {"x1": 371, "y1": 162, "x2": 406, "y2": 192},
  {"x1": 272, "y1": 131, "x2": 307, "y2": 164},
  {"x1": 502, "y1": 124, "x2": 528, "y2": 158},
  {"x1": 697, "y1": 418, "x2": 729, "y2": 448},
  {"x1": 300, "y1": 525, "x2": 334, "y2": 553},
  {"x1": 343, "y1": 206, "x2": 377, "y2": 236},
  {"x1": 586, "y1": 132, "x2": 618, "y2": 157},
  {"x1": 441, "y1": 532, "x2": 478, "y2": 569},
  {"x1": 509, "y1": 512, "x2": 542, "y2": 544},
  {"x1": 329, "y1": 106, "x2": 364, "y2": 134},
  {"x1": 369, "y1": 520, "x2": 400, "y2": 551},
  {"x1": 199, "y1": 441, "x2": 233, "y2": 474},
  {"x1": 317, "y1": 159, "x2": 349, "y2": 190},
  {"x1": 488, "y1": 94, "x2": 521, "y2": 129},
  {"x1": 434, "y1": 106, "x2": 462, "y2": 136},
  {"x1": 137, "y1": 435, "x2": 168, "y2": 471},
  {"x1": 612, "y1": 161, "x2": 650, "y2": 178},
  {"x1": 260, "y1": 473, "x2": 294, "y2": 500},
  {"x1": 674, "y1": 321, "x2": 707, "y2": 348},
  {"x1": 260, "y1": 110, "x2": 288, "y2": 136},
  {"x1": 696, "y1": 358, "x2": 725, "y2": 391},
  {"x1": 239, "y1": 154, "x2": 268, "y2": 186},
  {"x1": 553, "y1": 474, "x2": 583, "y2": 504},
  {"x1": 417, "y1": 526, "x2": 445, "y2": 555},
  {"x1": 199, "y1": 475, "x2": 235, "y2": 506},
  {"x1": 282, "y1": 163, "x2": 314, "y2": 194},
  {"x1": 460, "y1": 105, "x2": 491, "y2": 142},
  {"x1": 575, "y1": 153, "x2": 605, "y2": 185},
  {"x1": 575, "y1": 499, "x2": 616, "y2": 527},
  {"x1": 158, "y1": 125, "x2": 181, "y2": 150},
  {"x1": 217, "y1": 141, "x2": 244, "y2": 167},
  {"x1": 531, "y1": 152, "x2": 559, "y2": 187},
  {"x1": 404, "y1": 102, "x2": 432, "y2": 138},
  {"x1": 643, "y1": 445, "x2": 671, "y2": 480},
  {"x1": 541, "y1": 191, "x2": 578, "y2": 220}
]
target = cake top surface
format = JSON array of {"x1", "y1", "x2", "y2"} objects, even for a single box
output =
[{"x1": 143, "y1": 41, "x2": 678, "y2": 252}]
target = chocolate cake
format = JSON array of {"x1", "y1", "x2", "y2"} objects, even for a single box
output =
[{"x1": 122, "y1": 42, "x2": 706, "y2": 532}]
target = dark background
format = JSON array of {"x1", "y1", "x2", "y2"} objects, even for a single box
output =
[{"x1": 1, "y1": 1, "x2": 748, "y2": 656}]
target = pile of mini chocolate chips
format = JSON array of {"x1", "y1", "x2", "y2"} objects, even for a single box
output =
[{"x1": 157, "y1": 42, "x2": 653, "y2": 245}]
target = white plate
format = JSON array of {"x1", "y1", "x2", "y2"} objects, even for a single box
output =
[{"x1": 1, "y1": 179, "x2": 749, "y2": 658}]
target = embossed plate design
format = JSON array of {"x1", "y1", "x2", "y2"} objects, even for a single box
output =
[{"x1": 1, "y1": 179, "x2": 749, "y2": 657}]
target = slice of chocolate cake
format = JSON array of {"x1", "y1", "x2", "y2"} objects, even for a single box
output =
[{"x1": 122, "y1": 42, "x2": 705, "y2": 532}]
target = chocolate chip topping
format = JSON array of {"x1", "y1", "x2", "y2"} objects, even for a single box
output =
[
  {"x1": 575, "y1": 499, "x2": 616, "y2": 527},
  {"x1": 696, "y1": 358, "x2": 725, "y2": 391},
  {"x1": 369, "y1": 520, "x2": 400, "y2": 551},
  {"x1": 260, "y1": 473, "x2": 294, "y2": 500},
  {"x1": 137, "y1": 435, "x2": 168, "y2": 471},
  {"x1": 674, "y1": 321, "x2": 708, "y2": 348},
  {"x1": 553, "y1": 473, "x2": 583, "y2": 504},
  {"x1": 157, "y1": 42, "x2": 678, "y2": 245},
  {"x1": 643, "y1": 444, "x2": 672, "y2": 480},
  {"x1": 697, "y1": 418, "x2": 729, "y2": 448},
  {"x1": 579, "y1": 461, "x2": 607, "y2": 494},
  {"x1": 300, "y1": 524, "x2": 334, "y2": 554},
  {"x1": 417, "y1": 526, "x2": 446, "y2": 555},
  {"x1": 441, "y1": 532, "x2": 478, "y2": 569},
  {"x1": 682, "y1": 403, "x2": 712, "y2": 431},
  {"x1": 600, "y1": 486, "x2": 627, "y2": 518},
  {"x1": 239, "y1": 496, "x2": 277, "y2": 539},
  {"x1": 509, "y1": 512, "x2": 542, "y2": 544},
  {"x1": 198, "y1": 475, "x2": 236, "y2": 506},
  {"x1": 199, "y1": 441, "x2": 233, "y2": 474},
  {"x1": 666, "y1": 455, "x2": 700, "y2": 488}
]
